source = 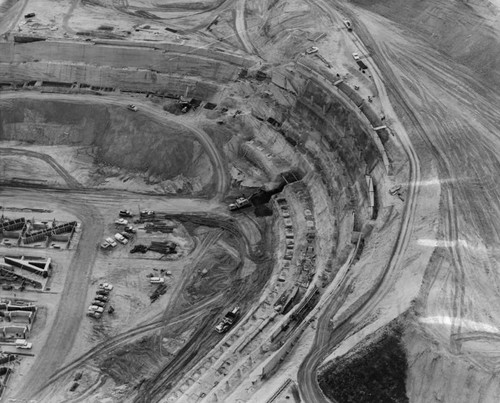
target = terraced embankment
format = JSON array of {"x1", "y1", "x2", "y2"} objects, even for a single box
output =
[{"x1": 0, "y1": 40, "x2": 256, "y2": 98}]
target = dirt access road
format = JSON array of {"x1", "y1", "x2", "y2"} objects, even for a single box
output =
[
  {"x1": 299, "y1": 0, "x2": 500, "y2": 401},
  {"x1": 344, "y1": 2, "x2": 500, "y2": 401},
  {"x1": 1, "y1": 188, "x2": 103, "y2": 401},
  {"x1": 3, "y1": 90, "x2": 228, "y2": 401},
  {"x1": 297, "y1": 1, "x2": 422, "y2": 402},
  {"x1": 0, "y1": 91, "x2": 229, "y2": 200}
]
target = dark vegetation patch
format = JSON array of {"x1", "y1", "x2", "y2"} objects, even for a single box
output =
[{"x1": 319, "y1": 322, "x2": 408, "y2": 403}]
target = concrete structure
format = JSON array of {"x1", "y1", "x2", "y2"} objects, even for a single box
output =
[{"x1": 4, "y1": 256, "x2": 51, "y2": 277}]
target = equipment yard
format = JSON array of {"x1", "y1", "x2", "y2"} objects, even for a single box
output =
[{"x1": 0, "y1": 0, "x2": 499, "y2": 402}]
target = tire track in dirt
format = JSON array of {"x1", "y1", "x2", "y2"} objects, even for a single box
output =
[
  {"x1": 35, "y1": 296, "x2": 221, "y2": 399},
  {"x1": 298, "y1": 1, "x2": 422, "y2": 402},
  {"x1": 0, "y1": 147, "x2": 82, "y2": 189}
]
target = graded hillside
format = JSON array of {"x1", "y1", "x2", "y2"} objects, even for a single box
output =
[
  {"x1": 351, "y1": 0, "x2": 500, "y2": 89},
  {"x1": 0, "y1": 98, "x2": 214, "y2": 193}
]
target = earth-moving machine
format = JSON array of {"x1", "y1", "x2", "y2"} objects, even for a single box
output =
[
  {"x1": 228, "y1": 197, "x2": 251, "y2": 211},
  {"x1": 215, "y1": 307, "x2": 240, "y2": 333}
]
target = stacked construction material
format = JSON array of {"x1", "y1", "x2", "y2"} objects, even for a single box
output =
[
  {"x1": 130, "y1": 244, "x2": 148, "y2": 254},
  {"x1": 148, "y1": 241, "x2": 176, "y2": 254},
  {"x1": 144, "y1": 222, "x2": 175, "y2": 233},
  {"x1": 150, "y1": 284, "x2": 167, "y2": 302}
]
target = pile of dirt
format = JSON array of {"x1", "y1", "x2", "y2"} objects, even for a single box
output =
[{"x1": 319, "y1": 320, "x2": 408, "y2": 403}]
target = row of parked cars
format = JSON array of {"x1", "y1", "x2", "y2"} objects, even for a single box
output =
[
  {"x1": 87, "y1": 283, "x2": 114, "y2": 319},
  {"x1": 101, "y1": 210, "x2": 137, "y2": 249}
]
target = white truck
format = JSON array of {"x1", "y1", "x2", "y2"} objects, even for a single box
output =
[
  {"x1": 15, "y1": 339, "x2": 32, "y2": 349},
  {"x1": 114, "y1": 233, "x2": 128, "y2": 245},
  {"x1": 228, "y1": 197, "x2": 251, "y2": 211},
  {"x1": 106, "y1": 237, "x2": 117, "y2": 247}
]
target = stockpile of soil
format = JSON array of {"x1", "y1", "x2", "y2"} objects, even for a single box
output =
[{"x1": 319, "y1": 322, "x2": 408, "y2": 403}]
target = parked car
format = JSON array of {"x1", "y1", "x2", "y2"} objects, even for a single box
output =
[
  {"x1": 119, "y1": 210, "x2": 133, "y2": 217},
  {"x1": 115, "y1": 218, "x2": 128, "y2": 225},
  {"x1": 99, "y1": 283, "x2": 114, "y2": 291},
  {"x1": 88, "y1": 305, "x2": 104, "y2": 313},
  {"x1": 92, "y1": 300, "x2": 106, "y2": 308},
  {"x1": 124, "y1": 225, "x2": 137, "y2": 234},
  {"x1": 95, "y1": 295, "x2": 109, "y2": 302},
  {"x1": 127, "y1": 104, "x2": 138, "y2": 112},
  {"x1": 24, "y1": 12, "x2": 36, "y2": 19},
  {"x1": 105, "y1": 237, "x2": 117, "y2": 247},
  {"x1": 101, "y1": 241, "x2": 110, "y2": 249},
  {"x1": 352, "y1": 52, "x2": 360, "y2": 60},
  {"x1": 97, "y1": 289, "x2": 110, "y2": 296},
  {"x1": 114, "y1": 233, "x2": 128, "y2": 245}
]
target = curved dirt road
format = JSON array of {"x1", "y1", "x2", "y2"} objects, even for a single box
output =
[
  {"x1": 0, "y1": 91, "x2": 229, "y2": 201},
  {"x1": 297, "y1": 1, "x2": 422, "y2": 402},
  {"x1": 0, "y1": 147, "x2": 82, "y2": 188}
]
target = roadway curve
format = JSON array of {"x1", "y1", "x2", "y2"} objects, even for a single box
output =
[
  {"x1": 234, "y1": 0, "x2": 257, "y2": 55},
  {"x1": 0, "y1": 92, "x2": 229, "y2": 201},
  {"x1": 297, "y1": 1, "x2": 422, "y2": 401},
  {"x1": 0, "y1": 91, "x2": 228, "y2": 401},
  {"x1": 0, "y1": 147, "x2": 82, "y2": 188}
]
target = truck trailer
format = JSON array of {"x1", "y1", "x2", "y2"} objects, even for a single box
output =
[{"x1": 215, "y1": 307, "x2": 241, "y2": 333}]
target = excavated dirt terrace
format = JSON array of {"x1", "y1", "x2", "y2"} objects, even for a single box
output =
[{"x1": 0, "y1": 97, "x2": 215, "y2": 195}]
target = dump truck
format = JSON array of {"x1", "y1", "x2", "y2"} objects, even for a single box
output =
[
  {"x1": 215, "y1": 306, "x2": 240, "y2": 333},
  {"x1": 228, "y1": 197, "x2": 251, "y2": 211}
]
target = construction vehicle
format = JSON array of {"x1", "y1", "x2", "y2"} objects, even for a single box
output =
[
  {"x1": 306, "y1": 46, "x2": 318, "y2": 54},
  {"x1": 88, "y1": 305, "x2": 104, "y2": 314},
  {"x1": 124, "y1": 225, "x2": 136, "y2": 234},
  {"x1": 228, "y1": 197, "x2": 251, "y2": 211},
  {"x1": 343, "y1": 20, "x2": 353, "y2": 31},
  {"x1": 215, "y1": 307, "x2": 240, "y2": 333}
]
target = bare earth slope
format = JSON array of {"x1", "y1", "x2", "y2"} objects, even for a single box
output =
[{"x1": 339, "y1": 0, "x2": 500, "y2": 402}]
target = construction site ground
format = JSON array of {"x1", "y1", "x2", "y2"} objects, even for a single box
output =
[{"x1": 0, "y1": 0, "x2": 499, "y2": 402}]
